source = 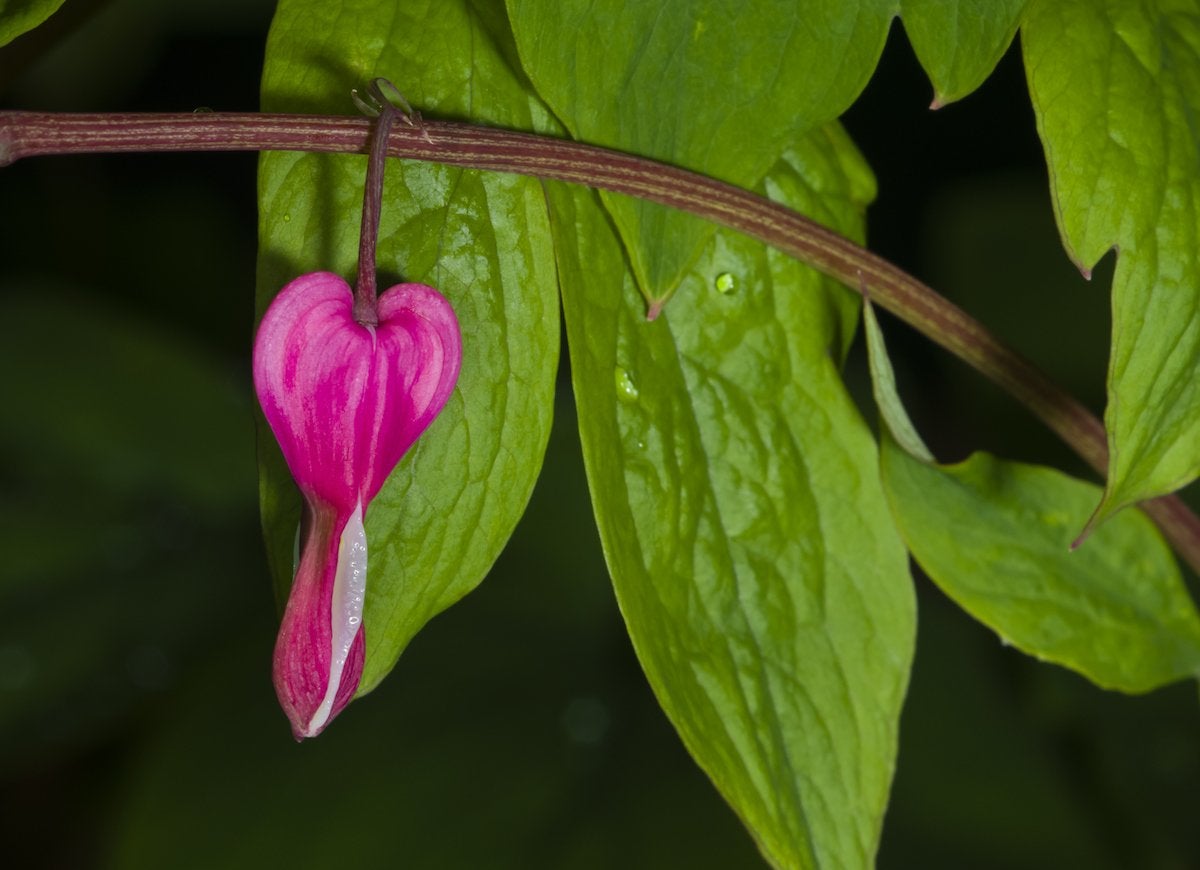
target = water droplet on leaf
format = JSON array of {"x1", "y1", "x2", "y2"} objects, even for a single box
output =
[
  {"x1": 715, "y1": 272, "x2": 736, "y2": 294},
  {"x1": 614, "y1": 367, "x2": 639, "y2": 402}
]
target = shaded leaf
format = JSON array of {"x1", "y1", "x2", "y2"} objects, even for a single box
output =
[
  {"x1": 0, "y1": 289, "x2": 258, "y2": 773},
  {"x1": 257, "y1": 0, "x2": 560, "y2": 694},
  {"x1": 551, "y1": 123, "x2": 914, "y2": 868},
  {"x1": 0, "y1": 0, "x2": 65, "y2": 47},
  {"x1": 1024, "y1": 0, "x2": 1200, "y2": 520},
  {"x1": 0, "y1": 291, "x2": 251, "y2": 514}
]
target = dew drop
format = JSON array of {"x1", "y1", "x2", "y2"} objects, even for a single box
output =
[
  {"x1": 614, "y1": 367, "x2": 639, "y2": 402},
  {"x1": 715, "y1": 272, "x2": 736, "y2": 294},
  {"x1": 282, "y1": 213, "x2": 292, "y2": 223}
]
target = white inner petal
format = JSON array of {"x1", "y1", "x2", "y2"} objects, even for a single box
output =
[
  {"x1": 306, "y1": 500, "x2": 367, "y2": 735},
  {"x1": 291, "y1": 521, "x2": 301, "y2": 575}
]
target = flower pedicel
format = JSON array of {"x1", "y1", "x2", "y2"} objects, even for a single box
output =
[{"x1": 252, "y1": 80, "x2": 461, "y2": 739}]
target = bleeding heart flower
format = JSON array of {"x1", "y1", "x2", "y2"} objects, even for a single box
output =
[{"x1": 254, "y1": 270, "x2": 461, "y2": 739}]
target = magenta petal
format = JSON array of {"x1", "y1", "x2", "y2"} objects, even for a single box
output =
[
  {"x1": 253, "y1": 272, "x2": 462, "y2": 509},
  {"x1": 363, "y1": 283, "x2": 463, "y2": 502},
  {"x1": 254, "y1": 272, "x2": 374, "y2": 511},
  {"x1": 253, "y1": 271, "x2": 461, "y2": 738}
]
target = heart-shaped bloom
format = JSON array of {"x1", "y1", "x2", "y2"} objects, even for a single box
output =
[{"x1": 254, "y1": 271, "x2": 461, "y2": 739}]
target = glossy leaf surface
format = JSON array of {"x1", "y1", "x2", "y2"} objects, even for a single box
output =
[{"x1": 552, "y1": 124, "x2": 915, "y2": 868}]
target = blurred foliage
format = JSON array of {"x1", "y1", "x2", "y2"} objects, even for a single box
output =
[{"x1": 0, "y1": 2, "x2": 1197, "y2": 868}]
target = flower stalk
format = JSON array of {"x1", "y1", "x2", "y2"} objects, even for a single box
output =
[
  {"x1": 3, "y1": 108, "x2": 1198, "y2": 573},
  {"x1": 350, "y1": 80, "x2": 411, "y2": 326}
]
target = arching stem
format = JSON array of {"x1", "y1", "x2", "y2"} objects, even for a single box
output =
[{"x1": 3, "y1": 109, "x2": 1200, "y2": 574}]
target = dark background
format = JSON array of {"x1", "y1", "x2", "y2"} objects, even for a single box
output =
[{"x1": 1, "y1": 2, "x2": 1197, "y2": 868}]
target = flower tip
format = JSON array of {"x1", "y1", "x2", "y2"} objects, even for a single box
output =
[
  {"x1": 272, "y1": 502, "x2": 369, "y2": 739},
  {"x1": 276, "y1": 622, "x2": 366, "y2": 740}
]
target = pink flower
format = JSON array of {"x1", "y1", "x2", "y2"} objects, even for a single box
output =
[{"x1": 253, "y1": 271, "x2": 461, "y2": 739}]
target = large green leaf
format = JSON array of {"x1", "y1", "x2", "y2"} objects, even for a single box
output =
[
  {"x1": 1023, "y1": 0, "x2": 1200, "y2": 522},
  {"x1": 507, "y1": 2, "x2": 1039, "y2": 309},
  {"x1": 257, "y1": 0, "x2": 559, "y2": 694},
  {"x1": 0, "y1": 0, "x2": 64, "y2": 47},
  {"x1": 864, "y1": 302, "x2": 1200, "y2": 692},
  {"x1": 508, "y1": 0, "x2": 894, "y2": 307},
  {"x1": 552, "y1": 122, "x2": 914, "y2": 869}
]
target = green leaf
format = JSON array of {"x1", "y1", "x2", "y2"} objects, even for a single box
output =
[
  {"x1": 882, "y1": 444, "x2": 1200, "y2": 692},
  {"x1": 0, "y1": 0, "x2": 65, "y2": 47},
  {"x1": 900, "y1": 0, "x2": 1030, "y2": 106},
  {"x1": 551, "y1": 123, "x2": 915, "y2": 869},
  {"x1": 862, "y1": 300, "x2": 934, "y2": 463},
  {"x1": 257, "y1": 0, "x2": 560, "y2": 694},
  {"x1": 507, "y1": 0, "x2": 893, "y2": 306},
  {"x1": 1023, "y1": 0, "x2": 1200, "y2": 521},
  {"x1": 864, "y1": 295, "x2": 1200, "y2": 692},
  {"x1": 507, "y1": 1, "x2": 1039, "y2": 306}
]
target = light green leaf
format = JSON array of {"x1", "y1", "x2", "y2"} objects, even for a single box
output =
[
  {"x1": 508, "y1": 0, "x2": 893, "y2": 307},
  {"x1": 551, "y1": 123, "x2": 914, "y2": 869},
  {"x1": 901, "y1": 0, "x2": 1030, "y2": 106},
  {"x1": 1023, "y1": 0, "x2": 1200, "y2": 522},
  {"x1": 258, "y1": 0, "x2": 560, "y2": 694},
  {"x1": 0, "y1": 0, "x2": 64, "y2": 47},
  {"x1": 864, "y1": 295, "x2": 1200, "y2": 692},
  {"x1": 862, "y1": 300, "x2": 934, "y2": 463},
  {"x1": 882, "y1": 443, "x2": 1200, "y2": 692}
]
